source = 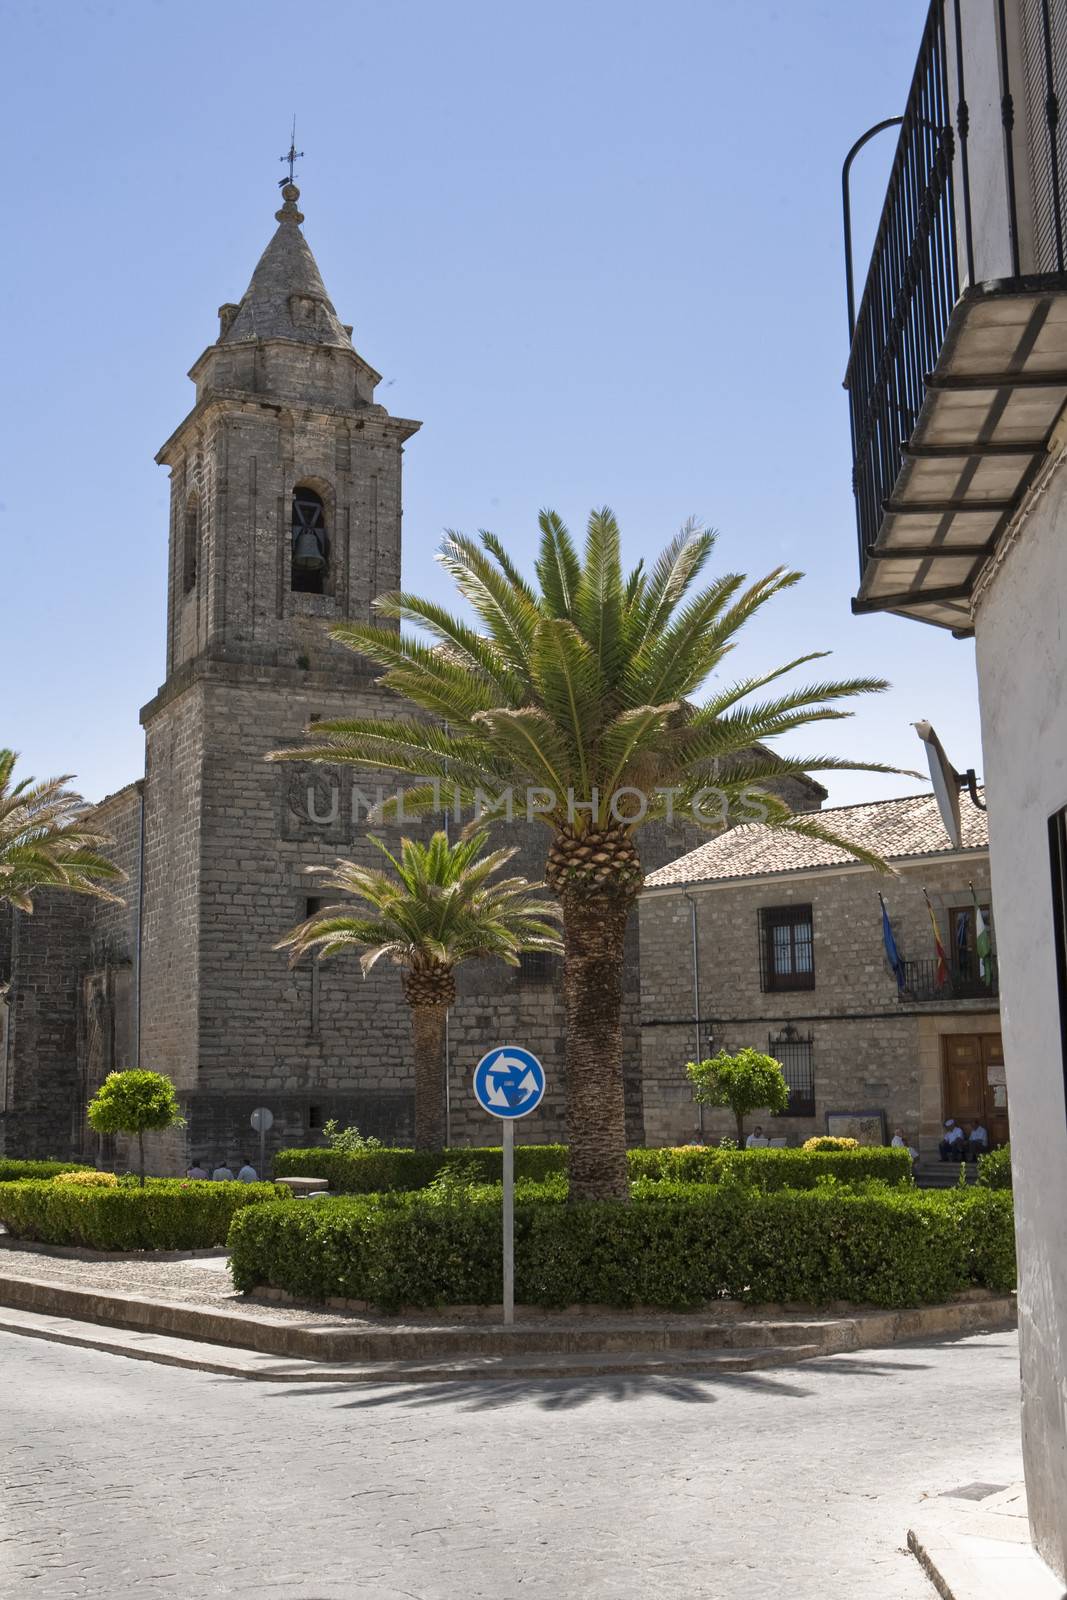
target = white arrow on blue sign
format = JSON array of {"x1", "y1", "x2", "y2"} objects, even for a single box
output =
[{"x1": 472, "y1": 1045, "x2": 546, "y2": 1120}]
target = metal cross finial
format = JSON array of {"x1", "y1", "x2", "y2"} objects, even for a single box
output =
[{"x1": 279, "y1": 117, "x2": 304, "y2": 188}]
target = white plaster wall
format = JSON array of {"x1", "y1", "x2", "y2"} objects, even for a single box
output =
[
  {"x1": 945, "y1": 0, "x2": 1042, "y2": 283},
  {"x1": 974, "y1": 463, "x2": 1067, "y2": 1580}
]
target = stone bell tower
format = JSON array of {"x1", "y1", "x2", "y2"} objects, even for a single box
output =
[{"x1": 138, "y1": 180, "x2": 422, "y2": 1169}]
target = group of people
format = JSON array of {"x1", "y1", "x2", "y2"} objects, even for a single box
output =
[
  {"x1": 185, "y1": 1158, "x2": 260, "y2": 1183},
  {"x1": 938, "y1": 1118, "x2": 989, "y2": 1163}
]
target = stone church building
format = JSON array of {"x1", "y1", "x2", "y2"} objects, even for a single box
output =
[{"x1": 0, "y1": 180, "x2": 821, "y2": 1171}]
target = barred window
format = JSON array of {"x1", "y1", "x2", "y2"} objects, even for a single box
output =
[
  {"x1": 769, "y1": 1026, "x2": 816, "y2": 1117},
  {"x1": 759, "y1": 905, "x2": 815, "y2": 992},
  {"x1": 517, "y1": 950, "x2": 557, "y2": 986}
]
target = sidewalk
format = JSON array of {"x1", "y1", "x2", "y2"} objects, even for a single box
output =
[{"x1": 910, "y1": 1481, "x2": 1066, "y2": 1600}]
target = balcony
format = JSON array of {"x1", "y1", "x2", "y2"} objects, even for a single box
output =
[
  {"x1": 845, "y1": 0, "x2": 1067, "y2": 632},
  {"x1": 899, "y1": 955, "x2": 999, "y2": 1002}
]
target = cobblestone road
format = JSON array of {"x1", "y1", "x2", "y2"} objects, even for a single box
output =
[{"x1": 0, "y1": 1328, "x2": 1022, "y2": 1599}]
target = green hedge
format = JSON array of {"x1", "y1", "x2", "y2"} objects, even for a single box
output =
[
  {"x1": 977, "y1": 1144, "x2": 1013, "y2": 1189},
  {"x1": 0, "y1": 1160, "x2": 92, "y2": 1182},
  {"x1": 0, "y1": 1179, "x2": 282, "y2": 1251},
  {"x1": 272, "y1": 1143, "x2": 914, "y2": 1194},
  {"x1": 627, "y1": 1145, "x2": 913, "y2": 1188},
  {"x1": 227, "y1": 1181, "x2": 1013, "y2": 1311}
]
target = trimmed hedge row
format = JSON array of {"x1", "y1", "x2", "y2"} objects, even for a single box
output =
[
  {"x1": 0, "y1": 1179, "x2": 282, "y2": 1251},
  {"x1": 272, "y1": 1143, "x2": 914, "y2": 1193},
  {"x1": 0, "y1": 1160, "x2": 91, "y2": 1182},
  {"x1": 227, "y1": 1182, "x2": 1014, "y2": 1311},
  {"x1": 273, "y1": 1144, "x2": 569, "y2": 1192}
]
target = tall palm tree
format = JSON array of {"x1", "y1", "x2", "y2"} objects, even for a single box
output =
[
  {"x1": 0, "y1": 749, "x2": 124, "y2": 913},
  {"x1": 276, "y1": 830, "x2": 561, "y2": 1151},
  {"x1": 270, "y1": 510, "x2": 901, "y2": 1199}
]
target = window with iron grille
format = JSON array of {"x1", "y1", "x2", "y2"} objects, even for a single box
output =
[
  {"x1": 759, "y1": 905, "x2": 815, "y2": 992},
  {"x1": 517, "y1": 950, "x2": 557, "y2": 985},
  {"x1": 769, "y1": 1026, "x2": 816, "y2": 1117}
]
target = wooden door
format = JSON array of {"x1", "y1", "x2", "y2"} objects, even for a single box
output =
[
  {"x1": 941, "y1": 1033, "x2": 1009, "y2": 1146},
  {"x1": 981, "y1": 1033, "x2": 1010, "y2": 1147}
]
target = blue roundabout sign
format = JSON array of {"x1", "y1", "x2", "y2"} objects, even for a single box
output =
[{"x1": 472, "y1": 1045, "x2": 546, "y2": 1120}]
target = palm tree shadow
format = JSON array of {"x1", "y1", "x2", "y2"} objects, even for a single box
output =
[{"x1": 222, "y1": 1347, "x2": 949, "y2": 1413}]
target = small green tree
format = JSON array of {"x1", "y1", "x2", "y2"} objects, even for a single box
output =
[
  {"x1": 86, "y1": 1070, "x2": 185, "y2": 1185},
  {"x1": 686, "y1": 1048, "x2": 789, "y2": 1146}
]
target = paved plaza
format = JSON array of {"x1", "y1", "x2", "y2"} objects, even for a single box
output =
[{"x1": 0, "y1": 1327, "x2": 1024, "y2": 1599}]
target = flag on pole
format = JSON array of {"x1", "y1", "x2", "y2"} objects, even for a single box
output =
[
  {"x1": 922, "y1": 887, "x2": 948, "y2": 988},
  {"x1": 970, "y1": 882, "x2": 993, "y2": 983},
  {"x1": 880, "y1": 894, "x2": 906, "y2": 992}
]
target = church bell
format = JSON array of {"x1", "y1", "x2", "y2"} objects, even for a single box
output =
[{"x1": 292, "y1": 528, "x2": 326, "y2": 570}]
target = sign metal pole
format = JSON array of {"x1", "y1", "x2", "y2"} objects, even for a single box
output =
[
  {"x1": 470, "y1": 1046, "x2": 545, "y2": 1332},
  {"x1": 502, "y1": 1118, "x2": 514, "y2": 1325}
]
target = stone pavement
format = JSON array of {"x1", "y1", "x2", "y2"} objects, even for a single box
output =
[
  {"x1": 0, "y1": 1326, "x2": 1025, "y2": 1599},
  {"x1": 909, "y1": 1481, "x2": 1065, "y2": 1599}
]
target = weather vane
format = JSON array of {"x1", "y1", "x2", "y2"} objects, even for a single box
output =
[{"x1": 279, "y1": 117, "x2": 304, "y2": 187}]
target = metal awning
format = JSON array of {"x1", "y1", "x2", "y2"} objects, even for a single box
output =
[{"x1": 853, "y1": 277, "x2": 1067, "y2": 634}]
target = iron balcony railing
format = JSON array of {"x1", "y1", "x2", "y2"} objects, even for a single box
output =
[
  {"x1": 899, "y1": 955, "x2": 1000, "y2": 1002},
  {"x1": 845, "y1": 0, "x2": 959, "y2": 576},
  {"x1": 844, "y1": 0, "x2": 1067, "y2": 578}
]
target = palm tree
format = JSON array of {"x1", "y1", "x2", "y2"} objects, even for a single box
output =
[
  {"x1": 276, "y1": 830, "x2": 561, "y2": 1151},
  {"x1": 0, "y1": 749, "x2": 124, "y2": 913},
  {"x1": 270, "y1": 510, "x2": 901, "y2": 1199}
]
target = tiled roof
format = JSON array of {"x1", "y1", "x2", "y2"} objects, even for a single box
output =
[{"x1": 644, "y1": 789, "x2": 988, "y2": 889}]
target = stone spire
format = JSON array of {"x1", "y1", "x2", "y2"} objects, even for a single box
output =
[{"x1": 218, "y1": 183, "x2": 353, "y2": 349}]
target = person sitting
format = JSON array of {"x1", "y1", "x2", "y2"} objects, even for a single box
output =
[
  {"x1": 968, "y1": 1123, "x2": 989, "y2": 1161},
  {"x1": 890, "y1": 1128, "x2": 919, "y2": 1165},
  {"x1": 211, "y1": 1160, "x2": 235, "y2": 1182},
  {"x1": 745, "y1": 1125, "x2": 769, "y2": 1149},
  {"x1": 185, "y1": 1159, "x2": 208, "y2": 1180},
  {"x1": 939, "y1": 1120, "x2": 966, "y2": 1161},
  {"x1": 236, "y1": 1157, "x2": 259, "y2": 1183}
]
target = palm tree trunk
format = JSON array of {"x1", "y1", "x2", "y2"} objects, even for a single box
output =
[
  {"x1": 562, "y1": 888, "x2": 633, "y2": 1202},
  {"x1": 410, "y1": 1003, "x2": 447, "y2": 1152}
]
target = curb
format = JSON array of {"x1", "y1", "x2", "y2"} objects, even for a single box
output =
[
  {"x1": 0, "y1": 1306, "x2": 830, "y2": 1383},
  {"x1": 0, "y1": 1270, "x2": 1017, "y2": 1374}
]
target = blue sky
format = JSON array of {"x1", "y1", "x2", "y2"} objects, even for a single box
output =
[{"x1": 3, "y1": 0, "x2": 982, "y2": 808}]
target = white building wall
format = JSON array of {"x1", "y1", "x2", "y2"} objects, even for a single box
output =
[{"x1": 974, "y1": 459, "x2": 1067, "y2": 1581}]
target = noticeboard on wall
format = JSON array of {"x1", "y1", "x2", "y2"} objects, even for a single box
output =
[{"x1": 825, "y1": 1109, "x2": 887, "y2": 1147}]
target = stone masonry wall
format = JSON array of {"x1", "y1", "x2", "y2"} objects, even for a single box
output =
[
  {"x1": 639, "y1": 852, "x2": 999, "y2": 1153},
  {"x1": 139, "y1": 687, "x2": 204, "y2": 1096}
]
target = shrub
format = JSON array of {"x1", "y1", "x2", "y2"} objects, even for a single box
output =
[
  {"x1": 320, "y1": 1118, "x2": 384, "y2": 1153},
  {"x1": 272, "y1": 1144, "x2": 570, "y2": 1193},
  {"x1": 628, "y1": 1145, "x2": 912, "y2": 1189},
  {"x1": 0, "y1": 1160, "x2": 91, "y2": 1182},
  {"x1": 272, "y1": 1142, "x2": 914, "y2": 1194},
  {"x1": 686, "y1": 1048, "x2": 789, "y2": 1145},
  {"x1": 52, "y1": 1170, "x2": 118, "y2": 1188},
  {"x1": 86, "y1": 1070, "x2": 185, "y2": 1184},
  {"x1": 227, "y1": 1180, "x2": 1015, "y2": 1311},
  {"x1": 977, "y1": 1144, "x2": 1013, "y2": 1190},
  {"x1": 803, "y1": 1136, "x2": 859, "y2": 1151},
  {"x1": 0, "y1": 1178, "x2": 282, "y2": 1250}
]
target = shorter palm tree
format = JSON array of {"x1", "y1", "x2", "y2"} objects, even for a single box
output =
[
  {"x1": 276, "y1": 830, "x2": 562, "y2": 1150},
  {"x1": 0, "y1": 749, "x2": 125, "y2": 913}
]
